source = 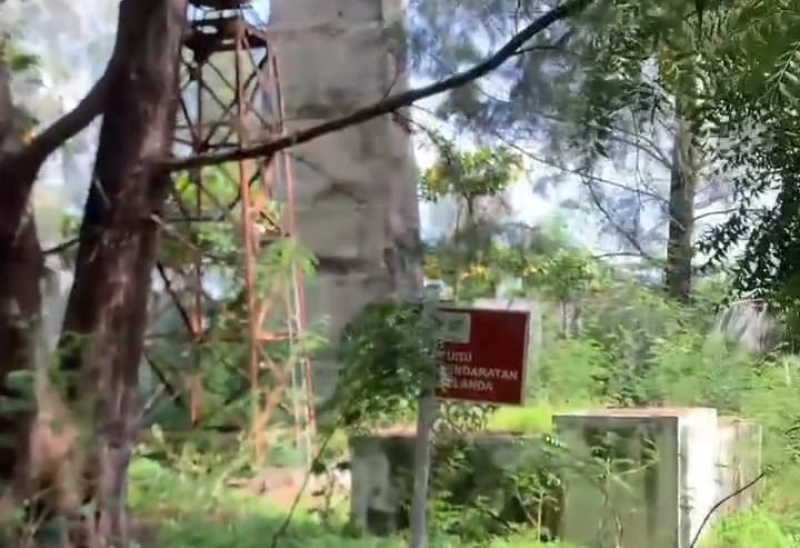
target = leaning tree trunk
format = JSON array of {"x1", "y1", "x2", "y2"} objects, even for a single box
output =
[
  {"x1": 665, "y1": 112, "x2": 697, "y2": 303},
  {"x1": 55, "y1": 0, "x2": 186, "y2": 541}
]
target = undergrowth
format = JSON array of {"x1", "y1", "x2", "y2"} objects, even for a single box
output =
[
  {"x1": 133, "y1": 275, "x2": 800, "y2": 548},
  {"x1": 128, "y1": 456, "x2": 577, "y2": 548}
]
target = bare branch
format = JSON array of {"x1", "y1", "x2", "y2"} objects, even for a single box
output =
[
  {"x1": 143, "y1": 352, "x2": 188, "y2": 411},
  {"x1": 7, "y1": 0, "x2": 143, "y2": 165},
  {"x1": 693, "y1": 208, "x2": 737, "y2": 222},
  {"x1": 612, "y1": 133, "x2": 672, "y2": 169},
  {"x1": 155, "y1": 261, "x2": 195, "y2": 338},
  {"x1": 164, "y1": 0, "x2": 594, "y2": 172},
  {"x1": 411, "y1": 102, "x2": 669, "y2": 204},
  {"x1": 0, "y1": 0, "x2": 137, "y2": 241},
  {"x1": 581, "y1": 175, "x2": 660, "y2": 263},
  {"x1": 22, "y1": 72, "x2": 112, "y2": 164},
  {"x1": 43, "y1": 236, "x2": 80, "y2": 256},
  {"x1": 512, "y1": 29, "x2": 577, "y2": 56}
]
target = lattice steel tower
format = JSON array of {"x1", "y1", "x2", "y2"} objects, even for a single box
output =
[{"x1": 160, "y1": 0, "x2": 315, "y2": 468}]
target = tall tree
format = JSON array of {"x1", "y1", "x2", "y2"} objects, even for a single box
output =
[
  {"x1": 421, "y1": 141, "x2": 521, "y2": 297},
  {"x1": 697, "y1": 2, "x2": 800, "y2": 337},
  {"x1": 0, "y1": 44, "x2": 44, "y2": 487},
  {"x1": 410, "y1": 0, "x2": 729, "y2": 301},
  {"x1": 54, "y1": 0, "x2": 187, "y2": 541}
]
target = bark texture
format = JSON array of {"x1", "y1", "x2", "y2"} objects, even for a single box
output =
[
  {"x1": 55, "y1": 0, "x2": 187, "y2": 541},
  {"x1": 0, "y1": 52, "x2": 44, "y2": 495},
  {"x1": 665, "y1": 114, "x2": 697, "y2": 302}
]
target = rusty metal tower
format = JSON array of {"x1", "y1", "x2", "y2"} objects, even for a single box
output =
[{"x1": 156, "y1": 0, "x2": 316, "y2": 468}]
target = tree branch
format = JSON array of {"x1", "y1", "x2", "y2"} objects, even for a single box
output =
[
  {"x1": 581, "y1": 174, "x2": 660, "y2": 263},
  {"x1": 10, "y1": 0, "x2": 139, "y2": 166},
  {"x1": 164, "y1": 0, "x2": 594, "y2": 172},
  {"x1": 0, "y1": 0, "x2": 136, "y2": 243},
  {"x1": 22, "y1": 71, "x2": 113, "y2": 164}
]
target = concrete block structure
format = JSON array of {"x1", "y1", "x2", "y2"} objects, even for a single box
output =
[
  {"x1": 270, "y1": 0, "x2": 422, "y2": 406},
  {"x1": 715, "y1": 416, "x2": 763, "y2": 514},
  {"x1": 554, "y1": 408, "x2": 762, "y2": 548}
]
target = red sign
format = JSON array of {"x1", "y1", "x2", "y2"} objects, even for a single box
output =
[{"x1": 434, "y1": 306, "x2": 530, "y2": 405}]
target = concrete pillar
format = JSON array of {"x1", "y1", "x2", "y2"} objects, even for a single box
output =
[{"x1": 270, "y1": 0, "x2": 422, "y2": 406}]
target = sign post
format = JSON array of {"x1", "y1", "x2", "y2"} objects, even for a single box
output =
[
  {"x1": 409, "y1": 304, "x2": 531, "y2": 548},
  {"x1": 408, "y1": 390, "x2": 437, "y2": 548},
  {"x1": 409, "y1": 297, "x2": 440, "y2": 548}
]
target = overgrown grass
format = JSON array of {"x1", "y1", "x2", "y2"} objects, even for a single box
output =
[
  {"x1": 702, "y1": 509, "x2": 798, "y2": 548},
  {"x1": 128, "y1": 456, "x2": 577, "y2": 548},
  {"x1": 487, "y1": 403, "x2": 557, "y2": 433}
]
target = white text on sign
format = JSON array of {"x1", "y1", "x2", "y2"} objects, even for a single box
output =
[
  {"x1": 439, "y1": 365, "x2": 521, "y2": 392},
  {"x1": 438, "y1": 348, "x2": 472, "y2": 363}
]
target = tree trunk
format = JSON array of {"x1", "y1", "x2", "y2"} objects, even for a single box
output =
[
  {"x1": 0, "y1": 214, "x2": 43, "y2": 489},
  {"x1": 665, "y1": 113, "x2": 697, "y2": 302},
  {"x1": 0, "y1": 54, "x2": 45, "y2": 496},
  {"x1": 55, "y1": 0, "x2": 186, "y2": 542}
]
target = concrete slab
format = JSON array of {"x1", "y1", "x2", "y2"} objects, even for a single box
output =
[
  {"x1": 274, "y1": 118, "x2": 394, "y2": 204},
  {"x1": 554, "y1": 407, "x2": 720, "y2": 548},
  {"x1": 293, "y1": 199, "x2": 389, "y2": 261},
  {"x1": 303, "y1": 271, "x2": 395, "y2": 343}
]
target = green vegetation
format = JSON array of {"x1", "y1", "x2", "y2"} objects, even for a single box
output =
[
  {"x1": 129, "y1": 456, "x2": 579, "y2": 548},
  {"x1": 132, "y1": 235, "x2": 800, "y2": 547},
  {"x1": 128, "y1": 134, "x2": 800, "y2": 546},
  {"x1": 12, "y1": 0, "x2": 800, "y2": 546}
]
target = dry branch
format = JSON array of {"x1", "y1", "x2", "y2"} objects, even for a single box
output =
[
  {"x1": 21, "y1": 73, "x2": 112, "y2": 164},
  {"x1": 164, "y1": 0, "x2": 594, "y2": 172}
]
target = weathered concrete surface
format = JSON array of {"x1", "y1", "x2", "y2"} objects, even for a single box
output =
[
  {"x1": 554, "y1": 408, "x2": 762, "y2": 548},
  {"x1": 270, "y1": 0, "x2": 422, "y2": 406},
  {"x1": 346, "y1": 409, "x2": 761, "y2": 542},
  {"x1": 715, "y1": 417, "x2": 763, "y2": 514},
  {"x1": 710, "y1": 300, "x2": 780, "y2": 354},
  {"x1": 348, "y1": 431, "x2": 560, "y2": 536}
]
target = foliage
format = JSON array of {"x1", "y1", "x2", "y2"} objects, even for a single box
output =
[
  {"x1": 692, "y1": 2, "x2": 800, "y2": 345},
  {"x1": 702, "y1": 509, "x2": 794, "y2": 548},
  {"x1": 425, "y1": 209, "x2": 603, "y2": 304},
  {"x1": 421, "y1": 142, "x2": 523, "y2": 299},
  {"x1": 131, "y1": 217, "x2": 800, "y2": 548},
  {"x1": 421, "y1": 143, "x2": 522, "y2": 207},
  {"x1": 141, "y1": 166, "x2": 326, "y2": 471},
  {"x1": 129, "y1": 454, "x2": 580, "y2": 548},
  {"x1": 334, "y1": 300, "x2": 439, "y2": 426},
  {"x1": 410, "y1": 0, "x2": 719, "y2": 254}
]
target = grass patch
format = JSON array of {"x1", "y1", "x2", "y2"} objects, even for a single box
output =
[
  {"x1": 127, "y1": 456, "x2": 578, "y2": 548},
  {"x1": 485, "y1": 401, "x2": 593, "y2": 434},
  {"x1": 487, "y1": 404, "x2": 554, "y2": 433},
  {"x1": 702, "y1": 509, "x2": 796, "y2": 548}
]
